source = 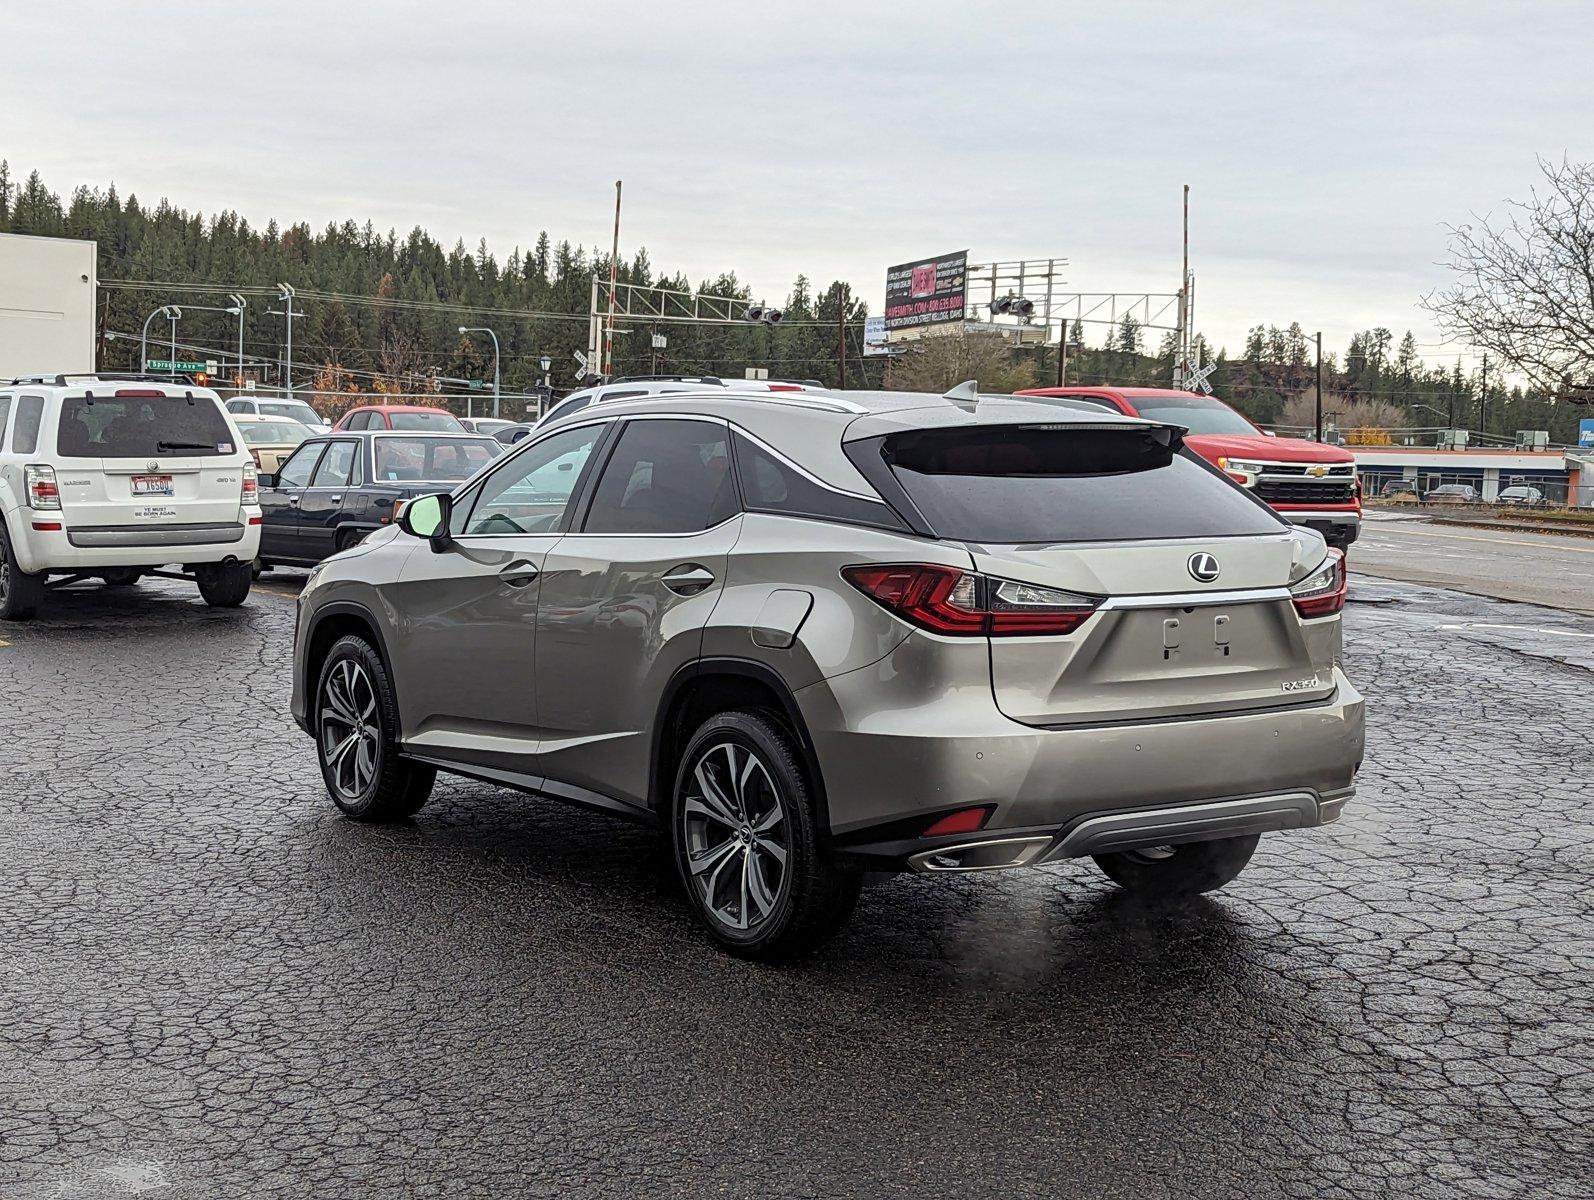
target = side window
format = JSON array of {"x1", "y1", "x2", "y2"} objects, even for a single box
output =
[
  {"x1": 1059, "y1": 394, "x2": 1122, "y2": 413},
  {"x1": 546, "y1": 396, "x2": 591, "y2": 424},
  {"x1": 13, "y1": 396, "x2": 45, "y2": 454},
  {"x1": 462, "y1": 423, "x2": 603, "y2": 536},
  {"x1": 310, "y1": 440, "x2": 357, "y2": 487},
  {"x1": 0, "y1": 397, "x2": 11, "y2": 450},
  {"x1": 343, "y1": 411, "x2": 366, "y2": 430},
  {"x1": 276, "y1": 443, "x2": 324, "y2": 489},
  {"x1": 583, "y1": 419, "x2": 735, "y2": 535},
  {"x1": 732, "y1": 431, "x2": 902, "y2": 529}
]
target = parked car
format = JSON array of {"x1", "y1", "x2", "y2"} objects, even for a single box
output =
[
  {"x1": 235, "y1": 414, "x2": 313, "y2": 473},
  {"x1": 1425, "y1": 484, "x2": 1479, "y2": 504},
  {"x1": 458, "y1": 417, "x2": 519, "y2": 437},
  {"x1": 537, "y1": 375, "x2": 821, "y2": 428},
  {"x1": 257, "y1": 431, "x2": 500, "y2": 570},
  {"x1": 333, "y1": 404, "x2": 465, "y2": 433},
  {"x1": 1, "y1": 373, "x2": 261, "y2": 619},
  {"x1": 1498, "y1": 485, "x2": 1546, "y2": 506},
  {"x1": 290, "y1": 386, "x2": 1364, "y2": 960},
  {"x1": 1378, "y1": 479, "x2": 1417, "y2": 500},
  {"x1": 1018, "y1": 387, "x2": 1362, "y2": 550},
  {"x1": 226, "y1": 395, "x2": 331, "y2": 433}
]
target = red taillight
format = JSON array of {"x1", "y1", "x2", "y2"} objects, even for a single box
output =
[
  {"x1": 921, "y1": 806, "x2": 994, "y2": 837},
  {"x1": 1291, "y1": 549, "x2": 1347, "y2": 618},
  {"x1": 241, "y1": 461, "x2": 258, "y2": 504},
  {"x1": 24, "y1": 465, "x2": 61, "y2": 510},
  {"x1": 248, "y1": 516, "x2": 263, "y2": 526},
  {"x1": 766, "y1": 383, "x2": 804, "y2": 392},
  {"x1": 31, "y1": 521, "x2": 63, "y2": 532},
  {"x1": 114, "y1": 388, "x2": 165, "y2": 398},
  {"x1": 842, "y1": 564, "x2": 1097, "y2": 636}
]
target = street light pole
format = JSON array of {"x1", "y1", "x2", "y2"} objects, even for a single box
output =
[
  {"x1": 458, "y1": 326, "x2": 501, "y2": 418},
  {"x1": 277, "y1": 284, "x2": 297, "y2": 394},
  {"x1": 1314, "y1": 331, "x2": 1324, "y2": 443},
  {"x1": 229, "y1": 294, "x2": 247, "y2": 381},
  {"x1": 140, "y1": 304, "x2": 176, "y2": 372},
  {"x1": 168, "y1": 307, "x2": 183, "y2": 377}
]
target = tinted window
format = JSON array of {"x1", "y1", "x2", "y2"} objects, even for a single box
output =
[
  {"x1": 0, "y1": 397, "x2": 10, "y2": 450},
  {"x1": 258, "y1": 401, "x2": 323, "y2": 424},
  {"x1": 276, "y1": 443, "x2": 323, "y2": 489},
  {"x1": 584, "y1": 419, "x2": 735, "y2": 534},
  {"x1": 881, "y1": 425, "x2": 1283, "y2": 544},
  {"x1": 464, "y1": 424, "x2": 603, "y2": 535},
  {"x1": 56, "y1": 395, "x2": 234, "y2": 458},
  {"x1": 1116, "y1": 393, "x2": 1259, "y2": 436},
  {"x1": 13, "y1": 396, "x2": 45, "y2": 454},
  {"x1": 732, "y1": 431, "x2": 901, "y2": 529},
  {"x1": 544, "y1": 396, "x2": 591, "y2": 424},
  {"x1": 389, "y1": 411, "x2": 463, "y2": 432},
  {"x1": 373, "y1": 436, "x2": 497, "y2": 482},
  {"x1": 311, "y1": 441, "x2": 357, "y2": 487}
]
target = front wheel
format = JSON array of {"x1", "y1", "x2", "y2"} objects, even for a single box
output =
[
  {"x1": 672, "y1": 711, "x2": 859, "y2": 961},
  {"x1": 316, "y1": 635, "x2": 434, "y2": 822},
  {"x1": 195, "y1": 560, "x2": 253, "y2": 607},
  {"x1": 1092, "y1": 834, "x2": 1260, "y2": 899}
]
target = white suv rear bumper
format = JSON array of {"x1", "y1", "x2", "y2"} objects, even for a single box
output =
[{"x1": 7, "y1": 511, "x2": 261, "y2": 574}]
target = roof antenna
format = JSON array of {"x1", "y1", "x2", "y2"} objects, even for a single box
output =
[{"x1": 942, "y1": 380, "x2": 979, "y2": 412}]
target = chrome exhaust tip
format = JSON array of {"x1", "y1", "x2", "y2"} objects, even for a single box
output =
[{"x1": 907, "y1": 835, "x2": 1053, "y2": 874}]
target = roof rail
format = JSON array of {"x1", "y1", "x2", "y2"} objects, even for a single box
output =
[
  {"x1": 7, "y1": 372, "x2": 199, "y2": 387},
  {"x1": 603, "y1": 374, "x2": 827, "y2": 389}
]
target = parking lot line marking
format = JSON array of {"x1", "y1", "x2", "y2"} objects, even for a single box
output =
[
  {"x1": 1385, "y1": 526, "x2": 1594, "y2": 554},
  {"x1": 1437, "y1": 622, "x2": 1594, "y2": 639}
]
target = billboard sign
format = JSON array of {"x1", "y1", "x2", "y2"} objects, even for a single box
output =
[
  {"x1": 884, "y1": 250, "x2": 967, "y2": 334},
  {"x1": 863, "y1": 316, "x2": 889, "y2": 357},
  {"x1": 1579, "y1": 419, "x2": 1594, "y2": 448}
]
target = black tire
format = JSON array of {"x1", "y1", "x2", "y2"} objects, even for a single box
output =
[
  {"x1": 1092, "y1": 834, "x2": 1260, "y2": 899},
  {"x1": 671, "y1": 710, "x2": 859, "y2": 961},
  {"x1": 195, "y1": 560, "x2": 253, "y2": 607},
  {"x1": 315, "y1": 634, "x2": 434, "y2": 822},
  {"x1": 102, "y1": 567, "x2": 143, "y2": 587},
  {"x1": 335, "y1": 528, "x2": 367, "y2": 554},
  {"x1": 0, "y1": 519, "x2": 44, "y2": 621}
]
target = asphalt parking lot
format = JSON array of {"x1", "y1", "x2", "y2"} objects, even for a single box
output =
[{"x1": 1, "y1": 572, "x2": 1590, "y2": 1199}]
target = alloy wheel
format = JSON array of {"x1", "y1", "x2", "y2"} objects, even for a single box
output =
[
  {"x1": 319, "y1": 659, "x2": 380, "y2": 801},
  {"x1": 680, "y1": 740, "x2": 790, "y2": 933}
]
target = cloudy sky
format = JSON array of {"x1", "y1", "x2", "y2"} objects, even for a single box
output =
[{"x1": 6, "y1": 1, "x2": 1591, "y2": 367}]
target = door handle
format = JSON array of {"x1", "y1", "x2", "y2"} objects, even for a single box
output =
[
  {"x1": 499, "y1": 561, "x2": 540, "y2": 589},
  {"x1": 330, "y1": 494, "x2": 343, "y2": 502},
  {"x1": 662, "y1": 564, "x2": 716, "y2": 596},
  {"x1": 288, "y1": 495, "x2": 300, "y2": 506}
]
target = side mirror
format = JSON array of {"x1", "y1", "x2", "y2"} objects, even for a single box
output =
[
  {"x1": 398, "y1": 492, "x2": 454, "y2": 551},
  {"x1": 258, "y1": 472, "x2": 278, "y2": 489}
]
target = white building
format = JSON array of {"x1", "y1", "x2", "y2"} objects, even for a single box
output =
[{"x1": 0, "y1": 233, "x2": 98, "y2": 379}]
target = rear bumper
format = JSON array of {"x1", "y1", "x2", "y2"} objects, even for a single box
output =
[
  {"x1": 9, "y1": 518, "x2": 261, "y2": 572},
  {"x1": 1275, "y1": 508, "x2": 1361, "y2": 544}
]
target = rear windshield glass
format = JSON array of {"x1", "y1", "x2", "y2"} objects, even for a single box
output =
[
  {"x1": 57, "y1": 395, "x2": 235, "y2": 458},
  {"x1": 389, "y1": 411, "x2": 464, "y2": 432},
  {"x1": 373, "y1": 436, "x2": 498, "y2": 482},
  {"x1": 881, "y1": 426, "x2": 1283, "y2": 543},
  {"x1": 237, "y1": 421, "x2": 310, "y2": 446},
  {"x1": 257, "y1": 401, "x2": 324, "y2": 424},
  {"x1": 1117, "y1": 393, "x2": 1258, "y2": 437}
]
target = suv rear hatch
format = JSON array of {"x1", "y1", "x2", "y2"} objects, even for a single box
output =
[
  {"x1": 864, "y1": 419, "x2": 1337, "y2": 726},
  {"x1": 53, "y1": 389, "x2": 246, "y2": 530}
]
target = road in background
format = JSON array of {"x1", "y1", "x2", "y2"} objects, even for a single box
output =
[
  {"x1": 0, "y1": 577, "x2": 1588, "y2": 1198},
  {"x1": 1353, "y1": 512, "x2": 1594, "y2": 615}
]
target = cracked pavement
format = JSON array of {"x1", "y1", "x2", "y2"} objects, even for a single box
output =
[{"x1": 0, "y1": 574, "x2": 1589, "y2": 1198}]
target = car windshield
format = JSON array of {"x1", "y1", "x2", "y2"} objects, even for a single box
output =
[
  {"x1": 257, "y1": 401, "x2": 326, "y2": 425},
  {"x1": 373, "y1": 436, "x2": 498, "y2": 481},
  {"x1": 57, "y1": 394, "x2": 236, "y2": 458},
  {"x1": 1122, "y1": 393, "x2": 1260, "y2": 437},
  {"x1": 389, "y1": 411, "x2": 465, "y2": 431},
  {"x1": 237, "y1": 421, "x2": 311, "y2": 446}
]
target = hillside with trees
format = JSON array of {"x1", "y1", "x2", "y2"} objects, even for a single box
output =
[{"x1": 0, "y1": 162, "x2": 1578, "y2": 441}]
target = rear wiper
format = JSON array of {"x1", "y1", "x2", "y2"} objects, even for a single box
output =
[{"x1": 155, "y1": 440, "x2": 214, "y2": 452}]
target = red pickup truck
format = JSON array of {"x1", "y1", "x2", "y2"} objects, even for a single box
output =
[{"x1": 1017, "y1": 386, "x2": 1360, "y2": 550}]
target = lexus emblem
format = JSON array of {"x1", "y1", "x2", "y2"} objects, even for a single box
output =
[{"x1": 1188, "y1": 553, "x2": 1221, "y2": 583}]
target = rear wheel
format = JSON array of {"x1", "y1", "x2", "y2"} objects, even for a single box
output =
[
  {"x1": 0, "y1": 521, "x2": 44, "y2": 621},
  {"x1": 316, "y1": 635, "x2": 434, "y2": 821},
  {"x1": 335, "y1": 528, "x2": 368, "y2": 554},
  {"x1": 195, "y1": 560, "x2": 253, "y2": 607},
  {"x1": 672, "y1": 711, "x2": 859, "y2": 960},
  {"x1": 1092, "y1": 834, "x2": 1260, "y2": 899},
  {"x1": 102, "y1": 567, "x2": 143, "y2": 588}
]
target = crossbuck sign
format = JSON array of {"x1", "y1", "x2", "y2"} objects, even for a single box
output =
[{"x1": 1179, "y1": 360, "x2": 1217, "y2": 394}]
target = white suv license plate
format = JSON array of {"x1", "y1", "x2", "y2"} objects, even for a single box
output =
[{"x1": 132, "y1": 475, "x2": 175, "y2": 497}]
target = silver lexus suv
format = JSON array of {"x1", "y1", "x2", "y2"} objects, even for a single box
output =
[{"x1": 290, "y1": 387, "x2": 1364, "y2": 959}]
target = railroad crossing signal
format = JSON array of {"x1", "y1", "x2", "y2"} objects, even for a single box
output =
[{"x1": 1180, "y1": 360, "x2": 1217, "y2": 394}]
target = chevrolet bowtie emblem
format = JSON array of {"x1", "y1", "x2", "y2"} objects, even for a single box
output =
[{"x1": 1306, "y1": 464, "x2": 1329, "y2": 477}]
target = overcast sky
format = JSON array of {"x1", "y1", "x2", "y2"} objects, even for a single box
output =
[{"x1": 6, "y1": 1, "x2": 1591, "y2": 369}]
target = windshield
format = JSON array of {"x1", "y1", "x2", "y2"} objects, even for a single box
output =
[
  {"x1": 390, "y1": 411, "x2": 465, "y2": 432},
  {"x1": 374, "y1": 436, "x2": 498, "y2": 481},
  {"x1": 1124, "y1": 393, "x2": 1260, "y2": 437},
  {"x1": 57, "y1": 394, "x2": 236, "y2": 458},
  {"x1": 257, "y1": 400, "x2": 326, "y2": 425},
  {"x1": 237, "y1": 421, "x2": 311, "y2": 446}
]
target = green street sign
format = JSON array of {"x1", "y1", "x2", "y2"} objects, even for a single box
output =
[
  {"x1": 146, "y1": 358, "x2": 208, "y2": 372},
  {"x1": 466, "y1": 379, "x2": 486, "y2": 391}
]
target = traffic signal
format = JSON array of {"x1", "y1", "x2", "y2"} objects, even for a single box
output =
[{"x1": 193, "y1": 371, "x2": 209, "y2": 387}]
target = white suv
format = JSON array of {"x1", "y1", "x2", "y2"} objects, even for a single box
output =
[{"x1": 0, "y1": 374, "x2": 263, "y2": 620}]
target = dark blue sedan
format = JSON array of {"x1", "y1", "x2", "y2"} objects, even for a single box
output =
[{"x1": 256, "y1": 431, "x2": 502, "y2": 569}]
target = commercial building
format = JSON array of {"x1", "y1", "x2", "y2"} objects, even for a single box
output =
[
  {"x1": 0, "y1": 233, "x2": 97, "y2": 379},
  {"x1": 1352, "y1": 446, "x2": 1591, "y2": 506}
]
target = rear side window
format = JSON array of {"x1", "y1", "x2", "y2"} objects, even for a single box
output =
[
  {"x1": 878, "y1": 425, "x2": 1283, "y2": 544},
  {"x1": 732, "y1": 431, "x2": 902, "y2": 530},
  {"x1": 13, "y1": 396, "x2": 45, "y2": 454},
  {"x1": 56, "y1": 395, "x2": 234, "y2": 458},
  {"x1": 0, "y1": 397, "x2": 11, "y2": 450},
  {"x1": 584, "y1": 419, "x2": 735, "y2": 534}
]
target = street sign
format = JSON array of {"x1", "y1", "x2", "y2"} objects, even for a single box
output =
[
  {"x1": 146, "y1": 358, "x2": 207, "y2": 372},
  {"x1": 651, "y1": 333, "x2": 667, "y2": 350},
  {"x1": 466, "y1": 380, "x2": 486, "y2": 391}
]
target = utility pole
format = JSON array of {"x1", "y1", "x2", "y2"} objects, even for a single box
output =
[
  {"x1": 836, "y1": 283, "x2": 848, "y2": 388},
  {"x1": 270, "y1": 284, "x2": 298, "y2": 394},
  {"x1": 1314, "y1": 331, "x2": 1324, "y2": 443},
  {"x1": 604, "y1": 181, "x2": 622, "y2": 377},
  {"x1": 1177, "y1": 184, "x2": 1190, "y2": 386},
  {"x1": 1479, "y1": 353, "x2": 1488, "y2": 433}
]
